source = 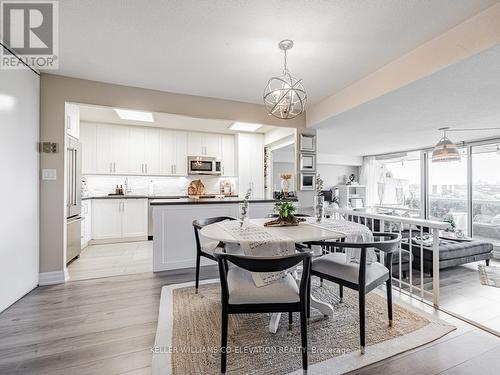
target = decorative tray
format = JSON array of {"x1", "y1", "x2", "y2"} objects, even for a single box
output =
[{"x1": 263, "y1": 218, "x2": 306, "y2": 227}]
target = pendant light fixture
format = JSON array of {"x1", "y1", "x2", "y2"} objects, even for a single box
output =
[
  {"x1": 263, "y1": 40, "x2": 306, "y2": 120},
  {"x1": 432, "y1": 126, "x2": 500, "y2": 162},
  {"x1": 431, "y1": 127, "x2": 461, "y2": 162}
]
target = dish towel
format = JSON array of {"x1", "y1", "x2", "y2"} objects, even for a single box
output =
[
  {"x1": 217, "y1": 220, "x2": 296, "y2": 287},
  {"x1": 307, "y1": 218, "x2": 378, "y2": 264}
]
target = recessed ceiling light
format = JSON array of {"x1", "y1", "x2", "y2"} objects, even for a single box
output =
[
  {"x1": 114, "y1": 108, "x2": 154, "y2": 122},
  {"x1": 229, "y1": 122, "x2": 262, "y2": 132}
]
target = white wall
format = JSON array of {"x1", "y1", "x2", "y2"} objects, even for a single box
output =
[
  {"x1": 317, "y1": 164, "x2": 360, "y2": 189},
  {"x1": 0, "y1": 62, "x2": 40, "y2": 312}
]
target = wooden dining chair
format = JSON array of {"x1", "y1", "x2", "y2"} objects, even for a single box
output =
[
  {"x1": 306, "y1": 232, "x2": 401, "y2": 354},
  {"x1": 214, "y1": 250, "x2": 312, "y2": 374},
  {"x1": 192, "y1": 216, "x2": 236, "y2": 293}
]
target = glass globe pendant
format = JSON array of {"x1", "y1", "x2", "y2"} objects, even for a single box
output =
[{"x1": 263, "y1": 40, "x2": 306, "y2": 120}]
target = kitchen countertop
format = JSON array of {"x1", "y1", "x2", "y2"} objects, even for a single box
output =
[
  {"x1": 149, "y1": 197, "x2": 298, "y2": 205},
  {"x1": 82, "y1": 195, "x2": 189, "y2": 200}
]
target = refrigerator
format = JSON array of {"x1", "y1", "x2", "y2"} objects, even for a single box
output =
[{"x1": 66, "y1": 136, "x2": 82, "y2": 263}]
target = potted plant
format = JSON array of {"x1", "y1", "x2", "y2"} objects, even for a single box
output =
[{"x1": 265, "y1": 201, "x2": 301, "y2": 226}]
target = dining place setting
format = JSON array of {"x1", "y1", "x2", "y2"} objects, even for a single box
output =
[{"x1": 191, "y1": 197, "x2": 402, "y2": 374}]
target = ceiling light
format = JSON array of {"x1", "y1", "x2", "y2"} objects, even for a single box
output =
[
  {"x1": 263, "y1": 40, "x2": 306, "y2": 120},
  {"x1": 229, "y1": 122, "x2": 262, "y2": 132},
  {"x1": 114, "y1": 108, "x2": 154, "y2": 122},
  {"x1": 432, "y1": 127, "x2": 461, "y2": 163}
]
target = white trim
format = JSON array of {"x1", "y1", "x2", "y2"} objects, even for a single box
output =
[
  {"x1": 89, "y1": 236, "x2": 147, "y2": 245},
  {"x1": 39, "y1": 269, "x2": 69, "y2": 286}
]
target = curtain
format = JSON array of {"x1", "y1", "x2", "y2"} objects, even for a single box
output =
[{"x1": 359, "y1": 156, "x2": 385, "y2": 207}]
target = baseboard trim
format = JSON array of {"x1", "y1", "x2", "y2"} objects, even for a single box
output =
[
  {"x1": 89, "y1": 236, "x2": 147, "y2": 245},
  {"x1": 39, "y1": 269, "x2": 69, "y2": 286}
]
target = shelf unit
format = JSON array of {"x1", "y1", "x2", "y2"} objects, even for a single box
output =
[{"x1": 337, "y1": 185, "x2": 366, "y2": 210}]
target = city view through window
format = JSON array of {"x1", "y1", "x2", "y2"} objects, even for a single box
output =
[{"x1": 372, "y1": 144, "x2": 500, "y2": 246}]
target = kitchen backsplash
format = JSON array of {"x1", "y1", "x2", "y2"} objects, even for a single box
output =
[{"x1": 83, "y1": 175, "x2": 238, "y2": 197}]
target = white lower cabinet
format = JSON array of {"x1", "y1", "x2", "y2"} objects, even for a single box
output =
[
  {"x1": 92, "y1": 198, "x2": 148, "y2": 243},
  {"x1": 81, "y1": 200, "x2": 92, "y2": 249}
]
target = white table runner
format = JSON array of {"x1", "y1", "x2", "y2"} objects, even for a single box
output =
[
  {"x1": 217, "y1": 220, "x2": 296, "y2": 287},
  {"x1": 307, "y1": 218, "x2": 378, "y2": 264}
]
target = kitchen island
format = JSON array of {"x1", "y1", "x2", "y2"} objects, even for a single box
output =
[{"x1": 151, "y1": 198, "x2": 295, "y2": 272}]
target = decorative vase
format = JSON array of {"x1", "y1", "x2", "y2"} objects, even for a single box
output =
[
  {"x1": 238, "y1": 202, "x2": 250, "y2": 229},
  {"x1": 281, "y1": 179, "x2": 290, "y2": 193},
  {"x1": 314, "y1": 195, "x2": 325, "y2": 223}
]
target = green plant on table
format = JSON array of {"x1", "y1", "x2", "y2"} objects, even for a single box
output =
[{"x1": 274, "y1": 201, "x2": 297, "y2": 220}]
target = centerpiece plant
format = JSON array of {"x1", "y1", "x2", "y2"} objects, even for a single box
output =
[{"x1": 265, "y1": 201, "x2": 301, "y2": 226}]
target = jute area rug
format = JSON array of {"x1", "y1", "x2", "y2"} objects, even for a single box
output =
[
  {"x1": 152, "y1": 280, "x2": 455, "y2": 375},
  {"x1": 479, "y1": 264, "x2": 500, "y2": 288}
]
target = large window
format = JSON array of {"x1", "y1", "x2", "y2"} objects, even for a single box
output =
[
  {"x1": 472, "y1": 144, "x2": 500, "y2": 245},
  {"x1": 427, "y1": 148, "x2": 468, "y2": 234},
  {"x1": 381, "y1": 151, "x2": 421, "y2": 214}
]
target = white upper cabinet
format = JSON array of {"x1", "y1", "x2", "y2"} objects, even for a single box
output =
[
  {"x1": 81, "y1": 122, "x2": 234, "y2": 177},
  {"x1": 95, "y1": 124, "x2": 130, "y2": 174},
  {"x1": 80, "y1": 122, "x2": 96, "y2": 174},
  {"x1": 221, "y1": 134, "x2": 235, "y2": 176},
  {"x1": 187, "y1": 132, "x2": 222, "y2": 158},
  {"x1": 128, "y1": 126, "x2": 160, "y2": 175},
  {"x1": 65, "y1": 103, "x2": 80, "y2": 139},
  {"x1": 160, "y1": 130, "x2": 188, "y2": 175}
]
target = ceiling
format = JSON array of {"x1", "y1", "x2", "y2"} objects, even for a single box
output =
[
  {"x1": 78, "y1": 105, "x2": 275, "y2": 134},
  {"x1": 53, "y1": 0, "x2": 498, "y2": 105},
  {"x1": 316, "y1": 44, "x2": 500, "y2": 156}
]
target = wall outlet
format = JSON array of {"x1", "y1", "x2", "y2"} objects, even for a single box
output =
[{"x1": 42, "y1": 169, "x2": 57, "y2": 180}]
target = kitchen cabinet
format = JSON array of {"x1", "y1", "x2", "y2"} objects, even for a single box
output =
[
  {"x1": 237, "y1": 133, "x2": 264, "y2": 197},
  {"x1": 80, "y1": 122, "x2": 96, "y2": 174},
  {"x1": 187, "y1": 132, "x2": 221, "y2": 158},
  {"x1": 95, "y1": 124, "x2": 130, "y2": 174},
  {"x1": 128, "y1": 127, "x2": 160, "y2": 175},
  {"x1": 65, "y1": 103, "x2": 80, "y2": 139},
  {"x1": 160, "y1": 130, "x2": 187, "y2": 175},
  {"x1": 92, "y1": 198, "x2": 148, "y2": 243},
  {"x1": 221, "y1": 134, "x2": 235, "y2": 176},
  {"x1": 81, "y1": 200, "x2": 92, "y2": 249}
]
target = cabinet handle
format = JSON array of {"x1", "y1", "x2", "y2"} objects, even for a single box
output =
[
  {"x1": 145, "y1": 163, "x2": 148, "y2": 174},
  {"x1": 113, "y1": 162, "x2": 116, "y2": 173},
  {"x1": 174, "y1": 165, "x2": 176, "y2": 174},
  {"x1": 66, "y1": 115, "x2": 71, "y2": 130},
  {"x1": 110, "y1": 162, "x2": 113, "y2": 173},
  {"x1": 141, "y1": 163, "x2": 144, "y2": 174},
  {"x1": 171, "y1": 165, "x2": 173, "y2": 175}
]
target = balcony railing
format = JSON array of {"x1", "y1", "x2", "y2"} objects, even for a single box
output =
[{"x1": 330, "y1": 207, "x2": 450, "y2": 306}]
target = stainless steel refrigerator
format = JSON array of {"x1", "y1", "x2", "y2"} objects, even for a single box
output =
[{"x1": 66, "y1": 136, "x2": 82, "y2": 264}]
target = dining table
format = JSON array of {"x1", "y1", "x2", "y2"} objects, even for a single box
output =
[{"x1": 200, "y1": 217, "x2": 347, "y2": 333}]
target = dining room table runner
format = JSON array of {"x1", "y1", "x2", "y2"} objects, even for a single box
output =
[
  {"x1": 216, "y1": 220, "x2": 296, "y2": 287},
  {"x1": 306, "y1": 218, "x2": 378, "y2": 264}
]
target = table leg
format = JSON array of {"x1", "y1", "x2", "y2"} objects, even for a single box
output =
[
  {"x1": 310, "y1": 295, "x2": 334, "y2": 317},
  {"x1": 269, "y1": 313, "x2": 282, "y2": 333}
]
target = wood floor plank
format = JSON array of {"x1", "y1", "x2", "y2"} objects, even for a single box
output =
[{"x1": 1, "y1": 261, "x2": 499, "y2": 375}]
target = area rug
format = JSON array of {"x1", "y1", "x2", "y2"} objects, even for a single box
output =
[
  {"x1": 152, "y1": 280, "x2": 455, "y2": 375},
  {"x1": 479, "y1": 264, "x2": 500, "y2": 288}
]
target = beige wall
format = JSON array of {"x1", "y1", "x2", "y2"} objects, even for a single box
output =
[{"x1": 39, "y1": 74, "x2": 305, "y2": 275}]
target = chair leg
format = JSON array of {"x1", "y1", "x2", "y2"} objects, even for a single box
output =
[
  {"x1": 300, "y1": 308, "x2": 308, "y2": 373},
  {"x1": 486, "y1": 259, "x2": 490, "y2": 266},
  {"x1": 221, "y1": 307, "x2": 228, "y2": 374},
  {"x1": 195, "y1": 253, "x2": 201, "y2": 293},
  {"x1": 386, "y1": 279, "x2": 393, "y2": 327},
  {"x1": 339, "y1": 284, "x2": 343, "y2": 303},
  {"x1": 359, "y1": 290, "x2": 366, "y2": 354},
  {"x1": 307, "y1": 277, "x2": 311, "y2": 319},
  {"x1": 289, "y1": 311, "x2": 293, "y2": 330}
]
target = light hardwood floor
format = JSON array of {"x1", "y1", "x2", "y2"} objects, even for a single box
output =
[
  {"x1": 1, "y1": 267, "x2": 500, "y2": 374},
  {"x1": 68, "y1": 241, "x2": 153, "y2": 281}
]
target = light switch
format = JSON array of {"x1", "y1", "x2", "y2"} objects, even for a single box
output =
[{"x1": 42, "y1": 169, "x2": 57, "y2": 180}]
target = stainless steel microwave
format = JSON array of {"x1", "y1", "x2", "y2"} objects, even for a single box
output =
[{"x1": 187, "y1": 156, "x2": 222, "y2": 175}]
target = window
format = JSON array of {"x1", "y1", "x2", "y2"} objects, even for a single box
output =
[
  {"x1": 427, "y1": 148, "x2": 468, "y2": 234},
  {"x1": 472, "y1": 144, "x2": 500, "y2": 245},
  {"x1": 373, "y1": 151, "x2": 421, "y2": 217}
]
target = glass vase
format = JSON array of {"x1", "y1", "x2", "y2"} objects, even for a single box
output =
[
  {"x1": 314, "y1": 195, "x2": 325, "y2": 223},
  {"x1": 238, "y1": 202, "x2": 250, "y2": 229}
]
